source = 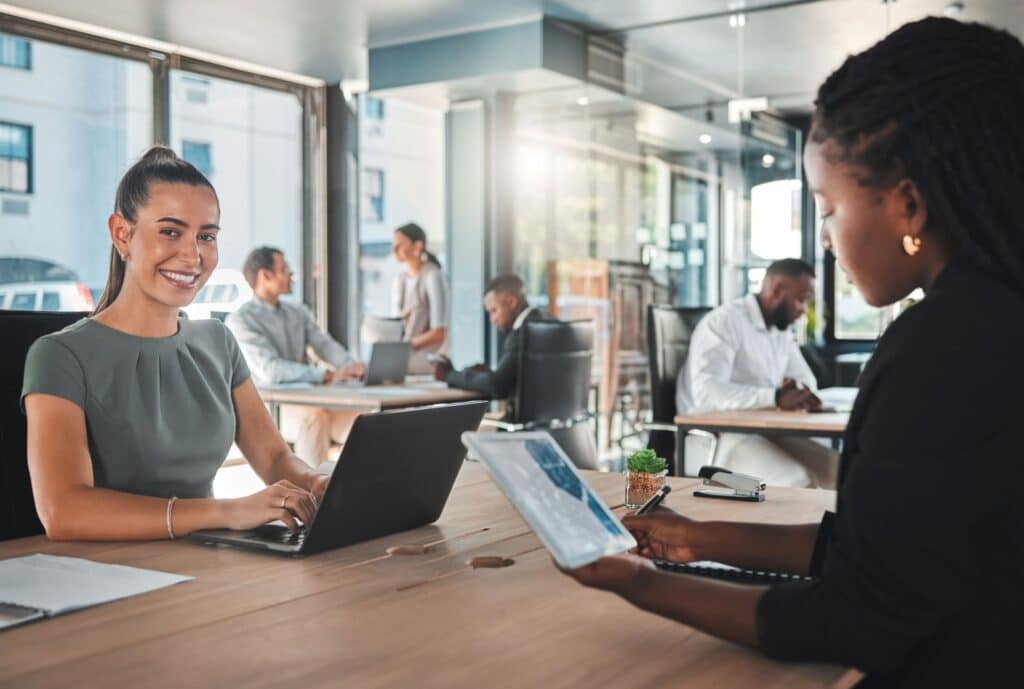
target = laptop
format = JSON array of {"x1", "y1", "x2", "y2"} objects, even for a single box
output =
[
  {"x1": 344, "y1": 341, "x2": 411, "y2": 386},
  {"x1": 191, "y1": 400, "x2": 487, "y2": 555}
]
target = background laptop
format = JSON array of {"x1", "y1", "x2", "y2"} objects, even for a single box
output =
[
  {"x1": 344, "y1": 341, "x2": 411, "y2": 386},
  {"x1": 191, "y1": 400, "x2": 487, "y2": 555}
]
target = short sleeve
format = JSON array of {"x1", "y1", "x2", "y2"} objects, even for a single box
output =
[
  {"x1": 21, "y1": 336, "x2": 87, "y2": 411},
  {"x1": 223, "y1": 325, "x2": 251, "y2": 389},
  {"x1": 425, "y1": 269, "x2": 449, "y2": 328}
]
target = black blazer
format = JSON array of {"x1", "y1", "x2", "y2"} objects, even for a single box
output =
[
  {"x1": 756, "y1": 258, "x2": 1024, "y2": 688},
  {"x1": 444, "y1": 307, "x2": 547, "y2": 400}
]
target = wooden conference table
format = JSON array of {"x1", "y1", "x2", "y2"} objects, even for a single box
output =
[
  {"x1": 0, "y1": 464, "x2": 857, "y2": 689},
  {"x1": 674, "y1": 408, "x2": 850, "y2": 476}
]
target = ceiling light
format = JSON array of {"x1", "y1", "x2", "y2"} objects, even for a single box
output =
[
  {"x1": 728, "y1": 13, "x2": 746, "y2": 28},
  {"x1": 576, "y1": 96, "x2": 590, "y2": 106},
  {"x1": 699, "y1": 133, "x2": 712, "y2": 145},
  {"x1": 761, "y1": 153, "x2": 776, "y2": 168}
]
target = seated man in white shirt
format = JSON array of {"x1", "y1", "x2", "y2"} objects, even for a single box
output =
[
  {"x1": 226, "y1": 247, "x2": 365, "y2": 467},
  {"x1": 676, "y1": 258, "x2": 837, "y2": 488}
]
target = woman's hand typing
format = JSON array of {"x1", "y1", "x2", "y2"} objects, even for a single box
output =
[{"x1": 226, "y1": 480, "x2": 318, "y2": 531}]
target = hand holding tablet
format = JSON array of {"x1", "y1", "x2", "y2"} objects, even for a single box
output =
[{"x1": 462, "y1": 432, "x2": 636, "y2": 569}]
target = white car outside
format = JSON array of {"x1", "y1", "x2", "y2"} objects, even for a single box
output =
[
  {"x1": 182, "y1": 268, "x2": 253, "y2": 321},
  {"x1": 0, "y1": 281, "x2": 94, "y2": 312}
]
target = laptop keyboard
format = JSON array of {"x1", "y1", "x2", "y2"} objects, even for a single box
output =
[
  {"x1": 251, "y1": 524, "x2": 308, "y2": 546},
  {"x1": 653, "y1": 559, "x2": 815, "y2": 584}
]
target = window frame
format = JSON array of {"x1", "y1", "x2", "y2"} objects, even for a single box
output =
[
  {"x1": 0, "y1": 32, "x2": 31, "y2": 70},
  {"x1": 0, "y1": 121, "x2": 32, "y2": 194},
  {"x1": 0, "y1": 11, "x2": 328, "y2": 323}
]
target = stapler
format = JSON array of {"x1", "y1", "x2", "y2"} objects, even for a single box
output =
[{"x1": 694, "y1": 466, "x2": 765, "y2": 502}]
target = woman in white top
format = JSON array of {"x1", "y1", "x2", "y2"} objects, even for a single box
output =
[{"x1": 391, "y1": 222, "x2": 449, "y2": 374}]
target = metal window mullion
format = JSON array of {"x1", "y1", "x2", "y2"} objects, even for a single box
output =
[
  {"x1": 302, "y1": 86, "x2": 328, "y2": 326},
  {"x1": 151, "y1": 54, "x2": 171, "y2": 146}
]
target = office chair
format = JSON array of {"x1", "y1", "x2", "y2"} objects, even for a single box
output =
[
  {"x1": 485, "y1": 319, "x2": 598, "y2": 470},
  {"x1": 1, "y1": 310, "x2": 89, "y2": 541},
  {"x1": 644, "y1": 305, "x2": 712, "y2": 476}
]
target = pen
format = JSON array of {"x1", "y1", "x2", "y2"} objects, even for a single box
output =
[{"x1": 634, "y1": 485, "x2": 672, "y2": 515}]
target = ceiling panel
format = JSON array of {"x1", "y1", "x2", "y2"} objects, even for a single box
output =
[{"x1": 4, "y1": 0, "x2": 1022, "y2": 96}]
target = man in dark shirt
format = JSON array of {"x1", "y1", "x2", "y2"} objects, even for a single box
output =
[{"x1": 430, "y1": 274, "x2": 545, "y2": 402}]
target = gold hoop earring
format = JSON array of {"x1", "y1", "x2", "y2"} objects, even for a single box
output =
[{"x1": 902, "y1": 235, "x2": 921, "y2": 257}]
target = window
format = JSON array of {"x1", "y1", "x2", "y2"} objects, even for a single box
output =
[
  {"x1": 0, "y1": 30, "x2": 315, "y2": 317},
  {"x1": 181, "y1": 140, "x2": 213, "y2": 177},
  {"x1": 364, "y1": 97, "x2": 385, "y2": 120},
  {"x1": 834, "y1": 269, "x2": 890, "y2": 340},
  {"x1": 0, "y1": 36, "x2": 152, "y2": 312},
  {"x1": 362, "y1": 168, "x2": 385, "y2": 223},
  {"x1": 171, "y1": 70, "x2": 304, "y2": 320},
  {"x1": 358, "y1": 98, "x2": 445, "y2": 354},
  {"x1": 0, "y1": 122, "x2": 32, "y2": 193},
  {"x1": 41, "y1": 291, "x2": 60, "y2": 310},
  {"x1": 11, "y1": 292, "x2": 36, "y2": 310},
  {"x1": 0, "y1": 34, "x2": 30, "y2": 70}
]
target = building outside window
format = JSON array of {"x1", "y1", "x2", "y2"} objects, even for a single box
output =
[
  {"x1": 170, "y1": 69, "x2": 305, "y2": 319},
  {"x1": 181, "y1": 140, "x2": 213, "y2": 177},
  {"x1": 357, "y1": 97, "x2": 445, "y2": 356},
  {"x1": 364, "y1": 97, "x2": 385, "y2": 120},
  {"x1": 362, "y1": 168, "x2": 384, "y2": 223},
  {"x1": 0, "y1": 34, "x2": 31, "y2": 70},
  {"x1": 0, "y1": 122, "x2": 32, "y2": 193}
]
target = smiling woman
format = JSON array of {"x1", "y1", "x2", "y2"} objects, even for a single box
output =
[
  {"x1": 20, "y1": 146, "x2": 332, "y2": 542},
  {"x1": 92, "y1": 146, "x2": 219, "y2": 319}
]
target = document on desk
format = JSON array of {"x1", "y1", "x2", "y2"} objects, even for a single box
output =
[
  {"x1": 262, "y1": 382, "x2": 316, "y2": 390},
  {"x1": 817, "y1": 386, "x2": 859, "y2": 412},
  {"x1": 0, "y1": 554, "x2": 193, "y2": 631}
]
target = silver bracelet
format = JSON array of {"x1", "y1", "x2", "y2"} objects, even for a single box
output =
[{"x1": 166, "y1": 496, "x2": 178, "y2": 540}]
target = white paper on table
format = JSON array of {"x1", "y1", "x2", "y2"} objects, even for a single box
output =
[{"x1": 0, "y1": 554, "x2": 193, "y2": 615}]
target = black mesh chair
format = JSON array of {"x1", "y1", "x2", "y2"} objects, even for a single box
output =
[
  {"x1": 644, "y1": 305, "x2": 712, "y2": 476},
  {"x1": 1, "y1": 310, "x2": 89, "y2": 541},
  {"x1": 486, "y1": 319, "x2": 598, "y2": 469}
]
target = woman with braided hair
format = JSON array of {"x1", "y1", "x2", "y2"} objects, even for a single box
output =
[{"x1": 561, "y1": 17, "x2": 1023, "y2": 688}]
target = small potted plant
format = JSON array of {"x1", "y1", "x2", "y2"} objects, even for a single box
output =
[{"x1": 624, "y1": 448, "x2": 668, "y2": 509}]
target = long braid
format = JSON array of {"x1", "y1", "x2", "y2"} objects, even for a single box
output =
[{"x1": 811, "y1": 17, "x2": 1024, "y2": 294}]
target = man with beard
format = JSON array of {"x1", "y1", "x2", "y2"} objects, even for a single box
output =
[{"x1": 676, "y1": 259, "x2": 836, "y2": 487}]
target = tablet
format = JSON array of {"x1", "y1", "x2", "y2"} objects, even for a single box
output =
[{"x1": 462, "y1": 431, "x2": 636, "y2": 569}]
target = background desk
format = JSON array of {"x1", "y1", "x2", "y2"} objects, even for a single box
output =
[
  {"x1": 674, "y1": 410, "x2": 849, "y2": 477},
  {"x1": 259, "y1": 380, "x2": 486, "y2": 425},
  {"x1": 0, "y1": 465, "x2": 857, "y2": 689}
]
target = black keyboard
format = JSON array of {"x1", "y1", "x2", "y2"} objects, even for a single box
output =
[
  {"x1": 250, "y1": 524, "x2": 307, "y2": 546},
  {"x1": 653, "y1": 559, "x2": 815, "y2": 585}
]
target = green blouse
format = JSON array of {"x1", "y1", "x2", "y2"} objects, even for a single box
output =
[{"x1": 21, "y1": 317, "x2": 250, "y2": 499}]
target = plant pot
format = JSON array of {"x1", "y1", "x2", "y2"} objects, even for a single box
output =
[{"x1": 624, "y1": 469, "x2": 668, "y2": 509}]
